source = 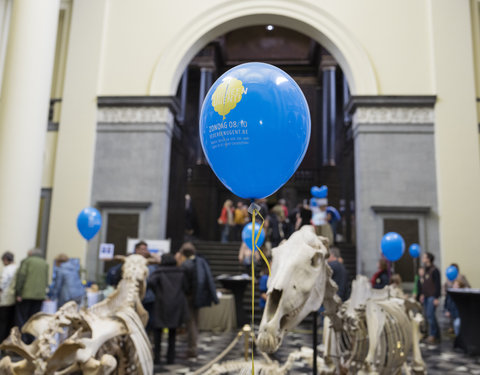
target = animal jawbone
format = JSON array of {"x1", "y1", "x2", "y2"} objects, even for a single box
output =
[{"x1": 257, "y1": 298, "x2": 307, "y2": 353}]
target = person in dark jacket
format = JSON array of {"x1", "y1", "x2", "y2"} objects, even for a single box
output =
[
  {"x1": 328, "y1": 247, "x2": 349, "y2": 301},
  {"x1": 148, "y1": 253, "x2": 187, "y2": 365},
  {"x1": 419, "y1": 252, "x2": 441, "y2": 344},
  {"x1": 176, "y1": 242, "x2": 218, "y2": 358},
  {"x1": 371, "y1": 258, "x2": 389, "y2": 289}
]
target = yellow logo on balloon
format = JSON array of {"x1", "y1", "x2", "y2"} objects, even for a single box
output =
[{"x1": 211, "y1": 78, "x2": 246, "y2": 119}]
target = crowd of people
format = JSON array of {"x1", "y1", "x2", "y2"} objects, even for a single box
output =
[
  {"x1": 368, "y1": 251, "x2": 470, "y2": 347},
  {"x1": 0, "y1": 249, "x2": 86, "y2": 345},
  {"x1": 221, "y1": 196, "x2": 341, "y2": 250},
  {"x1": 0, "y1": 195, "x2": 471, "y2": 365},
  {"x1": 106, "y1": 240, "x2": 218, "y2": 364}
]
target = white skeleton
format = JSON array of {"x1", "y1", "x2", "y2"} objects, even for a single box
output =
[
  {"x1": 0, "y1": 254, "x2": 153, "y2": 375},
  {"x1": 257, "y1": 225, "x2": 426, "y2": 374}
]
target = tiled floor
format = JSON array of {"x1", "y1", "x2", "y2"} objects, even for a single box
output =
[{"x1": 154, "y1": 323, "x2": 480, "y2": 374}]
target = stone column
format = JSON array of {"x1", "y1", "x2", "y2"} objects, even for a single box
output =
[
  {"x1": 197, "y1": 67, "x2": 213, "y2": 164},
  {"x1": 89, "y1": 97, "x2": 179, "y2": 277},
  {"x1": 0, "y1": 0, "x2": 59, "y2": 260},
  {"x1": 321, "y1": 57, "x2": 337, "y2": 166},
  {"x1": 177, "y1": 69, "x2": 189, "y2": 124},
  {"x1": 347, "y1": 96, "x2": 439, "y2": 277}
]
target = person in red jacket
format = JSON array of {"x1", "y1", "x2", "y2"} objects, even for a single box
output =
[
  {"x1": 371, "y1": 258, "x2": 389, "y2": 289},
  {"x1": 218, "y1": 199, "x2": 234, "y2": 243}
]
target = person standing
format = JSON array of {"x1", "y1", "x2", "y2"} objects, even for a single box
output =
[
  {"x1": 327, "y1": 247, "x2": 349, "y2": 301},
  {"x1": 0, "y1": 251, "x2": 18, "y2": 342},
  {"x1": 419, "y1": 252, "x2": 441, "y2": 344},
  {"x1": 177, "y1": 242, "x2": 218, "y2": 358},
  {"x1": 233, "y1": 202, "x2": 248, "y2": 241},
  {"x1": 15, "y1": 248, "x2": 49, "y2": 344},
  {"x1": 49, "y1": 254, "x2": 85, "y2": 308},
  {"x1": 218, "y1": 199, "x2": 234, "y2": 243},
  {"x1": 311, "y1": 198, "x2": 334, "y2": 246},
  {"x1": 371, "y1": 258, "x2": 389, "y2": 289},
  {"x1": 148, "y1": 253, "x2": 187, "y2": 365}
]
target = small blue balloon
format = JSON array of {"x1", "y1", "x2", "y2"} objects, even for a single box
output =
[
  {"x1": 317, "y1": 185, "x2": 328, "y2": 199},
  {"x1": 409, "y1": 243, "x2": 421, "y2": 258},
  {"x1": 309, "y1": 197, "x2": 318, "y2": 207},
  {"x1": 200, "y1": 62, "x2": 311, "y2": 199},
  {"x1": 77, "y1": 207, "x2": 102, "y2": 241},
  {"x1": 242, "y1": 222, "x2": 265, "y2": 250},
  {"x1": 446, "y1": 265, "x2": 459, "y2": 281},
  {"x1": 311, "y1": 186, "x2": 321, "y2": 197},
  {"x1": 381, "y1": 232, "x2": 405, "y2": 262}
]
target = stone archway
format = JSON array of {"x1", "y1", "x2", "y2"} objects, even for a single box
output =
[{"x1": 149, "y1": 0, "x2": 377, "y2": 96}]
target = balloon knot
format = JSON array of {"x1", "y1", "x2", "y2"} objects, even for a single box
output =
[{"x1": 248, "y1": 202, "x2": 261, "y2": 215}]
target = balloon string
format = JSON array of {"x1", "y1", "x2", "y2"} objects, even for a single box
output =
[
  {"x1": 251, "y1": 210, "x2": 255, "y2": 375},
  {"x1": 250, "y1": 208, "x2": 270, "y2": 375},
  {"x1": 253, "y1": 210, "x2": 271, "y2": 276}
]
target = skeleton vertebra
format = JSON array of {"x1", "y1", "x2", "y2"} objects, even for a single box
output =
[
  {"x1": 257, "y1": 225, "x2": 426, "y2": 374},
  {"x1": 0, "y1": 254, "x2": 153, "y2": 375}
]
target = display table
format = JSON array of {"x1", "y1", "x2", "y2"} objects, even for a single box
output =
[
  {"x1": 198, "y1": 294, "x2": 236, "y2": 332},
  {"x1": 217, "y1": 274, "x2": 251, "y2": 327},
  {"x1": 447, "y1": 288, "x2": 480, "y2": 355}
]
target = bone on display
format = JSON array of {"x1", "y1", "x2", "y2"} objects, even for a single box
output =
[
  {"x1": 0, "y1": 254, "x2": 154, "y2": 375},
  {"x1": 257, "y1": 225, "x2": 426, "y2": 375}
]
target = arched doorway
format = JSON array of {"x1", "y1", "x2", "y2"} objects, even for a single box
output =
[{"x1": 165, "y1": 25, "x2": 356, "y2": 276}]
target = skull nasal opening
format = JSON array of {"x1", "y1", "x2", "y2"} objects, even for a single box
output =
[{"x1": 266, "y1": 288, "x2": 282, "y2": 321}]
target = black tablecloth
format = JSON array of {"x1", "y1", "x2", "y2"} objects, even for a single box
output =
[
  {"x1": 447, "y1": 288, "x2": 480, "y2": 355},
  {"x1": 217, "y1": 275, "x2": 251, "y2": 328}
]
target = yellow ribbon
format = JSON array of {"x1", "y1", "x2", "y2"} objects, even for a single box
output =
[{"x1": 250, "y1": 208, "x2": 271, "y2": 374}]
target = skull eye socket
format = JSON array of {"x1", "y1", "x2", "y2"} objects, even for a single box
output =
[{"x1": 311, "y1": 252, "x2": 322, "y2": 267}]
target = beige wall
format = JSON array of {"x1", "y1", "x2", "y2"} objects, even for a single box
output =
[
  {"x1": 99, "y1": 0, "x2": 433, "y2": 96},
  {"x1": 428, "y1": 0, "x2": 480, "y2": 286},
  {"x1": 46, "y1": 0, "x2": 108, "y2": 271},
  {"x1": 38, "y1": 0, "x2": 480, "y2": 285}
]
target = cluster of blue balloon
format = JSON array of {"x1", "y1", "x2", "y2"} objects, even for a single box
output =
[
  {"x1": 382, "y1": 234, "x2": 459, "y2": 282},
  {"x1": 76, "y1": 207, "x2": 102, "y2": 241},
  {"x1": 199, "y1": 62, "x2": 311, "y2": 199},
  {"x1": 241, "y1": 222, "x2": 265, "y2": 250},
  {"x1": 310, "y1": 185, "x2": 327, "y2": 199},
  {"x1": 381, "y1": 232, "x2": 424, "y2": 262}
]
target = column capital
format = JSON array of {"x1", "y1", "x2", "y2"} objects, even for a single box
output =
[
  {"x1": 320, "y1": 55, "x2": 337, "y2": 71},
  {"x1": 345, "y1": 95, "x2": 436, "y2": 115},
  {"x1": 97, "y1": 95, "x2": 180, "y2": 116}
]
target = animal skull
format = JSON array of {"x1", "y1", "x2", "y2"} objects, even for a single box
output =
[{"x1": 257, "y1": 226, "x2": 330, "y2": 353}]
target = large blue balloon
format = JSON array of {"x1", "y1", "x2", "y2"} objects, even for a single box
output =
[
  {"x1": 381, "y1": 232, "x2": 405, "y2": 262},
  {"x1": 200, "y1": 62, "x2": 311, "y2": 199},
  {"x1": 242, "y1": 222, "x2": 265, "y2": 250},
  {"x1": 446, "y1": 265, "x2": 459, "y2": 281},
  {"x1": 77, "y1": 207, "x2": 102, "y2": 241},
  {"x1": 409, "y1": 243, "x2": 421, "y2": 258}
]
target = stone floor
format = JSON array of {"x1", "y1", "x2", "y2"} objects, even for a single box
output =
[{"x1": 154, "y1": 324, "x2": 480, "y2": 374}]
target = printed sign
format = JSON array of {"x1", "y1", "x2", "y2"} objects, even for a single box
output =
[{"x1": 99, "y1": 243, "x2": 115, "y2": 260}]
